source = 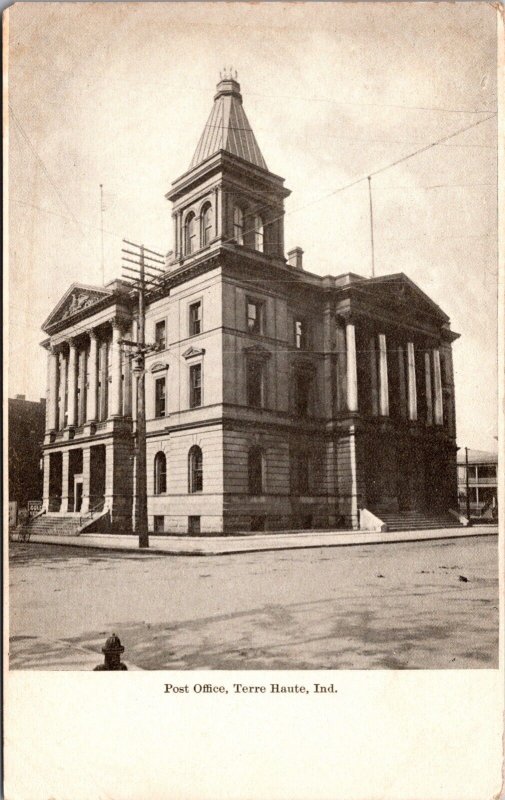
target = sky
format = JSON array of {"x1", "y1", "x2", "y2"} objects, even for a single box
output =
[{"x1": 6, "y1": 2, "x2": 498, "y2": 451}]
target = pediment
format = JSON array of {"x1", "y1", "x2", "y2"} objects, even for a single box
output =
[
  {"x1": 150, "y1": 362, "x2": 169, "y2": 374},
  {"x1": 182, "y1": 346, "x2": 206, "y2": 360},
  {"x1": 43, "y1": 283, "x2": 111, "y2": 331},
  {"x1": 364, "y1": 274, "x2": 449, "y2": 322}
]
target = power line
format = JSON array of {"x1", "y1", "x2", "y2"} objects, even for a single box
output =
[
  {"x1": 9, "y1": 104, "x2": 83, "y2": 233},
  {"x1": 198, "y1": 119, "x2": 496, "y2": 149},
  {"x1": 9, "y1": 108, "x2": 497, "y2": 290},
  {"x1": 247, "y1": 90, "x2": 497, "y2": 115}
]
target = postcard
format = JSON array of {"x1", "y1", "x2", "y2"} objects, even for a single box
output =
[{"x1": 4, "y1": 3, "x2": 503, "y2": 798}]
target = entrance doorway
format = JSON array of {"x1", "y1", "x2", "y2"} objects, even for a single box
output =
[{"x1": 74, "y1": 475, "x2": 83, "y2": 512}]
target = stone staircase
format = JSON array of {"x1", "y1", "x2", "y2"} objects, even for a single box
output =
[
  {"x1": 24, "y1": 514, "x2": 84, "y2": 538},
  {"x1": 373, "y1": 510, "x2": 464, "y2": 533}
]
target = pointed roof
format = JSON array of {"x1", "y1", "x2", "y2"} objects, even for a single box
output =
[{"x1": 189, "y1": 72, "x2": 268, "y2": 172}]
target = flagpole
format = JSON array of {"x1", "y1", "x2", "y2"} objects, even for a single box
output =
[{"x1": 100, "y1": 183, "x2": 104, "y2": 285}]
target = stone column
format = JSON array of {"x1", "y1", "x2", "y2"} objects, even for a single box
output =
[
  {"x1": 172, "y1": 213, "x2": 178, "y2": 257},
  {"x1": 86, "y1": 331, "x2": 99, "y2": 422},
  {"x1": 58, "y1": 351, "x2": 66, "y2": 429},
  {"x1": 433, "y1": 348, "x2": 443, "y2": 425},
  {"x1": 60, "y1": 449, "x2": 70, "y2": 512},
  {"x1": 42, "y1": 453, "x2": 51, "y2": 509},
  {"x1": 123, "y1": 348, "x2": 132, "y2": 416},
  {"x1": 78, "y1": 348, "x2": 87, "y2": 425},
  {"x1": 378, "y1": 333, "x2": 389, "y2": 417},
  {"x1": 47, "y1": 346, "x2": 59, "y2": 431},
  {"x1": 110, "y1": 320, "x2": 123, "y2": 417},
  {"x1": 369, "y1": 335, "x2": 378, "y2": 415},
  {"x1": 177, "y1": 211, "x2": 183, "y2": 257},
  {"x1": 214, "y1": 186, "x2": 221, "y2": 238},
  {"x1": 99, "y1": 339, "x2": 109, "y2": 421},
  {"x1": 104, "y1": 442, "x2": 115, "y2": 509},
  {"x1": 81, "y1": 448, "x2": 91, "y2": 513},
  {"x1": 346, "y1": 322, "x2": 358, "y2": 412},
  {"x1": 398, "y1": 345, "x2": 407, "y2": 418},
  {"x1": 407, "y1": 342, "x2": 417, "y2": 421},
  {"x1": 67, "y1": 339, "x2": 78, "y2": 427},
  {"x1": 424, "y1": 351, "x2": 433, "y2": 425}
]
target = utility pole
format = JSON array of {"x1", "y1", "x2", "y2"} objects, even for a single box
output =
[
  {"x1": 465, "y1": 446, "x2": 471, "y2": 522},
  {"x1": 100, "y1": 184, "x2": 105, "y2": 284},
  {"x1": 120, "y1": 239, "x2": 166, "y2": 548}
]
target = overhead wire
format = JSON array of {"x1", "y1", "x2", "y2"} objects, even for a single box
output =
[{"x1": 8, "y1": 103, "x2": 497, "y2": 292}]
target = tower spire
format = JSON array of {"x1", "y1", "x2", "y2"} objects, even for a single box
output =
[{"x1": 189, "y1": 73, "x2": 267, "y2": 171}]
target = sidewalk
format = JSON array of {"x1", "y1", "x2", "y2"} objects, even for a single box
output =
[{"x1": 22, "y1": 525, "x2": 498, "y2": 556}]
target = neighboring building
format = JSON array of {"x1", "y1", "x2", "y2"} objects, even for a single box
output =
[
  {"x1": 457, "y1": 449, "x2": 498, "y2": 520},
  {"x1": 39, "y1": 74, "x2": 460, "y2": 534},
  {"x1": 9, "y1": 395, "x2": 46, "y2": 508}
]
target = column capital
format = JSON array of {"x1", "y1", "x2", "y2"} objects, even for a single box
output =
[
  {"x1": 49, "y1": 340, "x2": 66, "y2": 355},
  {"x1": 86, "y1": 327, "x2": 100, "y2": 341},
  {"x1": 111, "y1": 316, "x2": 129, "y2": 333},
  {"x1": 337, "y1": 311, "x2": 357, "y2": 327}
]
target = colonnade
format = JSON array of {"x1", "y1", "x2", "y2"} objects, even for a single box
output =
[
  {"x1": 46, "y1": 319, "x2": 132, "y2": 432},
  {"x1": 344, "y1": 321, "x2": 444, "y2": 425}
]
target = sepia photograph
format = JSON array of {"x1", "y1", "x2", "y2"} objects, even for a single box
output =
[
  {"x1": 5, "y1": 2, "x2": 500, "y2": 676},
  {"x1": 4, "y1": 4, "x2": 504, "y2": 799}
]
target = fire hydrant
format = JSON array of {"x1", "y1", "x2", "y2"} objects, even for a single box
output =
[{"x1": 93, "y1": 633, "x2": 128, "y2": 671}]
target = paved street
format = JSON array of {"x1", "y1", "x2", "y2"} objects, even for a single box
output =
[{"x1": 9, "y1": 535, "x2": 498, "y2": 670}]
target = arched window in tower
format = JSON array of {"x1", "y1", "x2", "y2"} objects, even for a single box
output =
[
  {"x1": 188, "y1": 445, "x2": 203, "y2": 493},
  {"x1": 233, "y1": 206, "x2": 244, "y2": 245},
  {"x1": 184, "y1": 212, "x2": 197, "y2": 254},
  {"x1": 253, "y1": 215, "x2": 264, "y2": 252},
  {"x1": 154, "y1": 451, "x2": 167, "y2": 495},
  {"x1": 201, "y1": 203, "x2": 213, "y2": 247}
]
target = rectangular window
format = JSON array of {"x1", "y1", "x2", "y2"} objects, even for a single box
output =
[
  {"x1": 295, "y1": 319, "x2": 308, "y2": 350},
  {"x1": 153, "y1": 515, "x2": 165, "y2": 533},
  {"x1": 294, "y1": 372, "x2": 311, "y2": 416},
  {"x1": 155, "y1": 320, "x2": 166, "y2": 350},
  {"x1": 155, "y1": 377, "x2": 166, "y2": 417},
  {"x1": 189, "y1": 363, "x2": 202, "y2": 408},
  {"x1": 188, "y1": 515, "x2": 201, "y2": 535},
  {"x1": 247, "y1": 299, "x2": 263, "y2": 334},
  {"x1": 247, "y1": 360, "x2": 264, "y2": 408},
  {"x1": 189, "y1": 301, "x2": 202, "y2": 336}
]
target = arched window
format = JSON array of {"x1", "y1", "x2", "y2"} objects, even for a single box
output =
[
  {"x1": 154, "y1": 451, "x2": 167, "y2": 495},
  {"x1": 248, "y1": 447, "x2": 264, "y2": 495},
  {"x1": 184, "y1": 212, "x2": 197, "y2": 255},
  {"x1": 188, "y1": 445, "x2": 203, "y2": 493},
  {"x1": 201, "y1": 203, "x2": 213, "y2": 247},
  {"x1": 233, "y1": 206, "x2": 244, "y2": 245},
  {"x1": 253, "y1": 215, "x2": 264, "y2": 252}
]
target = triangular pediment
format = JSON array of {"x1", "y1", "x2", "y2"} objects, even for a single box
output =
[
  {"x1": 43, "y1": 283, "x2": 112, "y2": 331},
  {"x1": 364, "y1": 273, "x2": 449, "y2": 322},
  {"x1": 150, "y1": 361, "x2": 169, "y2": 373},
  {"x1": 182, "y1": 346, "x2": 206, "y2": 360}
]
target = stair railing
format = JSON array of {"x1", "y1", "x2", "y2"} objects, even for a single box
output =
[{"x1": 79, "y1": 501, "x2": 106, "y2": 528}]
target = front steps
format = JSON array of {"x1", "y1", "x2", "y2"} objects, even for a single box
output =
[
  {"x1": 24, "y1": 514, "x2": 84, "y2": 537},
  {"x1": 373, "y1": 510, "x2": 463, "y2": 532}
]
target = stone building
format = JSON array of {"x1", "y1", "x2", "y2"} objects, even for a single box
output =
[
  {"x1": 9, "y1": 394, "x2": 46, "y2": 509},
  {"x1": 39, "y1": 75, "x2": 460, "y2": 534}
]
